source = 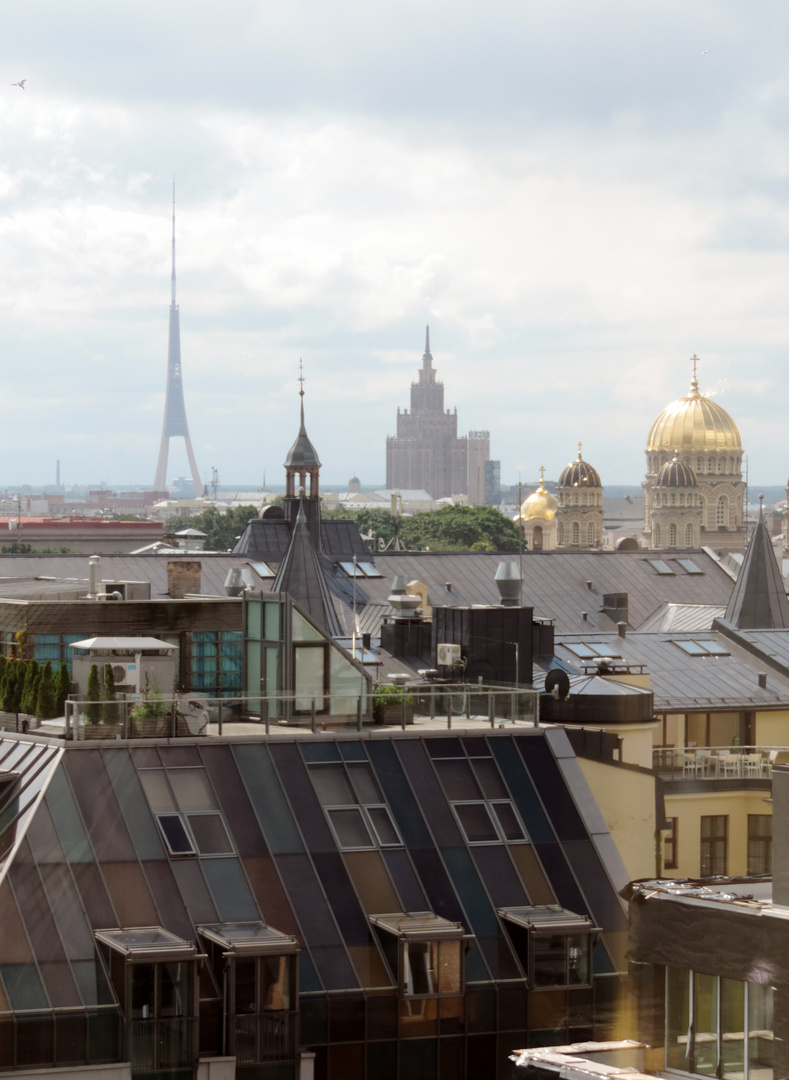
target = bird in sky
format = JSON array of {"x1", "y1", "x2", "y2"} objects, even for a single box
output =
[
  {"x1": 10, "y1": 80, "x2": 26, "y2": 89},
  {"x1": 701, "y1": 50, "x2": 710, "y2": 55}
]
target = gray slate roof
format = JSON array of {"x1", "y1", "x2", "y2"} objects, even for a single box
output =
[{"x1": 553, "y1": 630, "x2": 789, "y2": 711}]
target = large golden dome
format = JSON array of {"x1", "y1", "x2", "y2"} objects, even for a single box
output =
[
  {"x1": 518, "y1": 477, "x2": 557, "y2": 522},
  {"x1": 646, "y1": 363, "x2": 741, "y2": 453}
]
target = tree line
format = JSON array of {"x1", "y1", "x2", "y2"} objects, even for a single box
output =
[{"x1": 0, "y1": 657, "x2": 69, "y2": 719}]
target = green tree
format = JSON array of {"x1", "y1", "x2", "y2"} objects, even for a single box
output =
[
  {"x1": 20, "y1": 660, "x2": 39, "y2": 715},
  {"x1": 103, "y1": 663, "x2": 119, "y2": 724},
  {"x1": 0, "y1": 661, "x2": 14, "y2": 713},
  {"x1": 55, "y1": 661, "x2": 71, "y2": 716},
  {"x1": 3, "y1": 662, "x2": 24, "y2": 715},
  {"x1": 36, "y1": 661, "x2": 57, "y2": 720},
  {"x1": 85, "y1": 664, "x2": 102, "y2": 725},
  {"x1": 163, "y1": 505, "x2": 259, "y2": 551},
  {"x1": 0, "y1": 655, "x2": 7, "y2": 686},
  {"x1": 398, "y1": 505, "x2": 521, "y2": 552}
]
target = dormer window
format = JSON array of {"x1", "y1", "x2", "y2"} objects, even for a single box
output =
[
  {"x1": 498, "y1": 906, "x2": 597, "y2": 989},
  {"x1": 371, "y1": 913, "x2": 465, "y2": 1037}
]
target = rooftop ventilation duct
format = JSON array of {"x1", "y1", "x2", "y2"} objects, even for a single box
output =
[
  {"x1": 225, "y1": 568, "x2": 246, "y2": 597},
  {"x1": 88, "y1": 555, "x2": 101, "y2": 600},
  {"x1": 495, "y1": 561, "x2": 522, "y2": 606},
  {"x1": 387, "y1": 574, "x2": 422, "y2": 620}
]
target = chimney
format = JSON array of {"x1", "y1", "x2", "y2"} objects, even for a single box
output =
[
  {"x1": 758, "y1": 672, "x2": 767, "y2": 689},
  {"x1": 495, "y1": 560, "x2": 522, "y2": 606},
  {"x1": 618, "y1": 622, "x2": 627, "y2": 639},
  {"x1": 602, "y1": 592, "x2": 628, "y2": 626},
  {"x1": 88, "y1": 556, "x2": 101, "y2": 600},
  {"x1": 167, "y1": 560, "x2": 201, "y2": 598}
]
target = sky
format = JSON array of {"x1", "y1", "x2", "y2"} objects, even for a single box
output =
[{"x1": 3, "y1": 0, "x2": 789, "y2": 491}]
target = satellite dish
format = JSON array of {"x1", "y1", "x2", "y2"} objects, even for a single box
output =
[{"x1": 545, "y1": 668, "x2": 570, "y2": 700}]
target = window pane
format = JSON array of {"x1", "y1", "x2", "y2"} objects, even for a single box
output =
[
  {"x1": 169, "y1": 769, "x2": 218, "y2": 812},
  {"x1": 367, "y1": 807, "x2": 401, "y2": 847},
  {"x1": 157, "y1": 815, "x2": 195, "y2": 855},
  {"x1": 186, "y1": 814, "x2": 233, "y2": 855},
  {"x1": 694, "y1": 972, "x2": 718, "y2": 1076},
  {"x1": 439, "y1": 942, "x2": 462, "y2": 993},
  {"x1": 403, "y1": 942, "x2": 438, "y2": 995},
  {"x1": 472, "y1": 760, "x2": 508, "y2": 799},
  {"x1": 666, "y1": 967, "x2": 690, "y2": 1071},
  {"x1": 310, "y1": 765, "x2": 355, "y2": 806},
  {"x1": 748, "y1": 982, "x2": 773, "y2": 1080},
  {"x1": 328, "y1": 808, "x2": 374, "y2": 849},
  {"x1": 436, "y1": 760, "x2": 481, "y2": 801},
  {"x1": 721, "y1": 978, "x2": 744, "y2": 1080},
  {"x1": 140, "y1": 771, "x2": 176, "y2": 813},
  {"x1": 347, "y1": 763, "x2": 382, "y2": 804},
  {"x1": 532, "y1": 935, "x2": 566, "y2": 987},
  {"x1": 567, "y1": 934, "x2": 589, "y2": 985},
  {"x1": 294, "y1": 646, "x2": 326, "y2": 710},
  {"x1": 491, "y1": 802, "x2": 525, "y2": 841},
  {"x1": 454, "y1": 803, "x2": 498, "y2": 844}
]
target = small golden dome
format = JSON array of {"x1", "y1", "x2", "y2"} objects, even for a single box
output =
[
  {"x1": 519, "y1": 477, "x2": 557, "y2": 522},
  {"x1": 646, "y1": 359, "x2": 741, "y2": 454}
]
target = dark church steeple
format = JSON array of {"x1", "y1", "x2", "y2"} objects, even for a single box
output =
[
  {"x1": 284, "y1": 363, "x2": 322, "y2": 546},
  {"x1": 723, "y1": 497, "x2": 789, "y2": 629}
]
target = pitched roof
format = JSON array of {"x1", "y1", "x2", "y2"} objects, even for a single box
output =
[
  {"x1": 723, "y1": 509, "x2": 789, "y2": 629},
  {"x1": 272, "y1": 503, "x2": 342, "y2": 636}
]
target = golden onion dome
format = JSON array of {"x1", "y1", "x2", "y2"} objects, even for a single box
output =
[
  {"x1": 519, "y1": 477, "x2": 557, "y2": 522},
  {"x1": 646, "y1": 361, "x2": 741, "y2": 453}
]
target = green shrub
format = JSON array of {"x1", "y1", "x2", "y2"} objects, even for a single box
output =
[
  {"x1": 373, "y1": 684, "x2": 413, "y2": 720},
  {"x1": 20, "y1": 660, "x2": 40, "y2": 715},
  {"x1": 36, "y1": 662, "x2": 57, "y2": 720},
  {"x1": 85, "y1": 664, "x2": 102, "y2": 725},
  {"x1": 103, "y1": 664, "x2": 119, "y2": 724},
  {"x1": 55, "y1": 661, "x2": 70, "y2": 716}
]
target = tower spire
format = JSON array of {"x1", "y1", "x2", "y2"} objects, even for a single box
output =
[
  {"x1": 171, "y1": 178, "x2": 176, "y2": 307},
  {"x1": 153, "y1": 186, "x2": 202, "y2": 496},
  {"x1": 422, "y1": 325, "x2": 432, "y2": 368}
]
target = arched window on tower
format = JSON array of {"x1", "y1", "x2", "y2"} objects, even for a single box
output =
[
  {"x1": 717, "y1": 495, "x2": 729, "y2": 528},
  {"x1": 653, "y1": 523, "x2": 661, "y2": 548},
  {"x1": 669, "y1": 523, "x2": 677, "y2": 548},
  {"x1": 587, "y1": 522, "x2": 595, "y2": 546},
  {"x1": 572, "y1": 522, "x2": 580, "y2": 546},
  {"x1": 685, "y1": 523, "x2": 694, "y2": 548}
]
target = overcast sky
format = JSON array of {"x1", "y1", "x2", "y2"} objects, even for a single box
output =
[{"x1": 3, "y1": 0, "x2": 789, "y2": 490}]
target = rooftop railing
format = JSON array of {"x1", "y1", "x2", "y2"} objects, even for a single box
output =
[
  {"x1": 653, "y1": 746, "x2": 789, "y2": 781},
  {"x1": 10, "y1": 684, "x2": 542, "y2": 740}
]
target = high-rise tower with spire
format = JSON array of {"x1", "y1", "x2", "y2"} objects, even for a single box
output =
[
  {"x1": 385, "y1": 326, "x2": 469, "y2": 501},
  {"x1": 153, "y1": 185, "x2": 202, "y2": 497}
]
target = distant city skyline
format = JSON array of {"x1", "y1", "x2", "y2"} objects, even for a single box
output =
[{"x1": 4, "y1": 3, "x2": 789, "y2": 486}]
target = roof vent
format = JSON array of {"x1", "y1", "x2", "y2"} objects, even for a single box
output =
[
  {"x1": 495, "y1": 561, "x2": 522, "y2": 606},
  {"x1": 586, "y1": 580, "x2": 593, "y2": 590},
  {"x1": 388, "y1": 574, "x2": 422, "y2": 620},
  {"x1": 758, "y1": 672, "x2": 767, "y2": 689}
]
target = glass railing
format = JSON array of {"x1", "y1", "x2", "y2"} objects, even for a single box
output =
[
  {"x1": 234, "y1": 1009, "x2": 298, "y2": 1063},
  {"x1": 653, "y1": 746, "x2": 788, "y2": 780},
  {"x1": 45, "y1": 684, "x2": 540, "y2": 740}
]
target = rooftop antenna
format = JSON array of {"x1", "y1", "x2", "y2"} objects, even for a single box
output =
[{"x1": 171, "y1": 177, "x2": 177, "y2": 307}]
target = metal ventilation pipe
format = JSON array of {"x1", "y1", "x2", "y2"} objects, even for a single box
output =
[
  {"x1": 758, "y1": 672, "x2": 767, "y2": 689},
  {"x1": 88, "y1": 556, "x2": 101, "y2": 600},
  {"x1": 617, "y1": 622, "x2": 627, "y2": 639}
]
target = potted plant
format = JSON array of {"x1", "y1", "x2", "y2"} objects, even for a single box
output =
[
  {"x1": 83, "y1": 663, "x2": 122, "y2": 739},
  {"x1": 130, "y1": 689, "x2": 169, "y2": 738},
  {"x1": 373, "y1": 684, "x2": 414, "y2": 725}
]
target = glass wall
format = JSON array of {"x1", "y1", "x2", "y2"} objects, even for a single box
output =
[
  {"x1": 191, "y1": 632, "x2": 242, "y2": 697},
  {"x1": 666, "y1": 967, "x2": 773, "y2": 1080}
]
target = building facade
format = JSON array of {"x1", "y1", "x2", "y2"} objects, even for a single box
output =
[
  {"x1": 643, "y1": 359, "x2": 745, "y2": 550},
  {"x1": 386, "y1": 329, "x2": 499, "y2": 504}
]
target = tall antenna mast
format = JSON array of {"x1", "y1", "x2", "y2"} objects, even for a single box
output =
[{"x1": 171, "y1": 178, "x2": 177, "y2": 307}]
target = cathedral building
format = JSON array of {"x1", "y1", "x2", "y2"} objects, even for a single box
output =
[
  {"x1": 513, "y1": 469, "x2": 558, "y2": 551},
  {"x1": 643, "y1": 358, "x2": 745, "y2": 551},
  {"x1": 555, "y1": 445, "x2": 604, "y2": 549},
  {"x1": 386, "y1": 328, "x2": 498, "y2": 503}
]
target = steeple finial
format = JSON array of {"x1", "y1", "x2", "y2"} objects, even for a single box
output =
[
  {"x1": 690, "y1": 353, "x2": 700, "y2": 394},
  {"x1": 759, "y1": 493, "x2": 764, "y2": 518},
  {"x1": 422, "y1": 325, "x2": 432, "y2": 367},
  {"x1": 298, "y1": 359, "x2": 306, "y2": 431},
  {"x1": 538, "y1": 465, "x2": 546, "y2": 488},
  {"x1": 171, "y1": 178, "x2": 176, "y2": 307},
  {"x1": 577, "y1": 441, "x2": 583, "y2": 460}
]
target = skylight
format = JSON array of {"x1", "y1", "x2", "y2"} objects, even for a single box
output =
[
  {"x1": 563, "y1": 642, "x2": 619, "y2": 659},
  {"x1": 676, "y1": 558, "x2": 703, "y2": 575},
  {"x1": 251, "y1": 561, "x2": 275, "y2": 578},
  {"x1": 674, "y1": 639, "x2": 730, "y2": 657},
  {"x1": 646, "y1": 559, "x2": 674, "y2": 575},
  {"x1": 339, "y1": 561, "x2": 383, "y2": 578}
]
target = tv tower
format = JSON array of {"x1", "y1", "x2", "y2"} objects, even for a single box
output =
[{"x1": 153, "y1": 183, "x2": 202, "y2": 496}]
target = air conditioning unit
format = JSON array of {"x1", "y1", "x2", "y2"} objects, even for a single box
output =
[{"x1": 437, "y1": 643, "x2": 461, "y2": 666}]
